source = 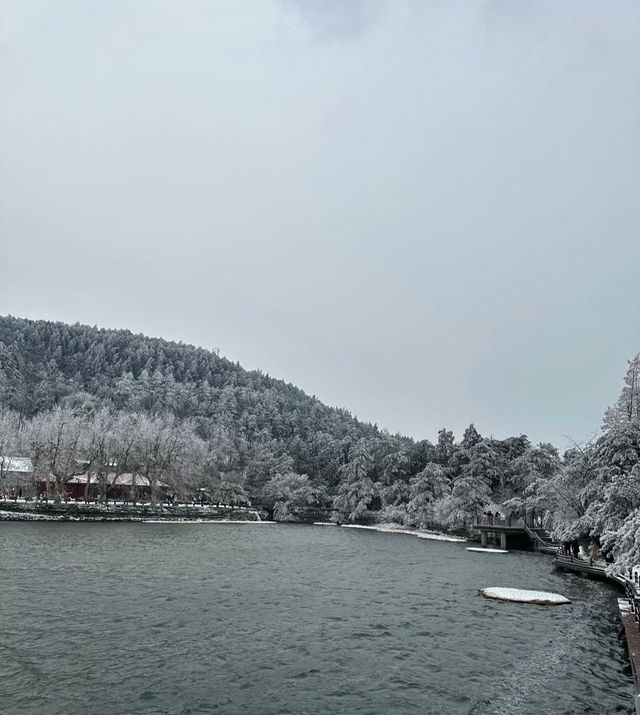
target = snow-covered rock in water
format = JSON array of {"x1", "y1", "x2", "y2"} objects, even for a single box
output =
[
  {"x1": 480, "y1": 587, "x2": 570, "y2": 605},
  {"x1": 466, "y1": 547, "x2": 508, "y2": 554}
]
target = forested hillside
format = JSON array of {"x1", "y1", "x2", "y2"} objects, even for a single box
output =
[
  {"x1": 1, "y1": 314, "x2": 639, "y2": 567},
  {"x1": 0, "y1": 315, "x2": 380, "y2": 492}
]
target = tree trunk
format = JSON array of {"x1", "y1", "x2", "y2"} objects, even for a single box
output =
[
  {"x1": 99, "y1": 471, "x2": 107, "y2": 503},
  {"x1": 54, "y1": 476, "x2": 62, "y2": 503},
  {"x1": 130, "y1": 472, "x2": 137, "y2": 504}
]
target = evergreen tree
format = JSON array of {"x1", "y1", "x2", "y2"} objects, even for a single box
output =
[
  {"x1": 406, "y1": 463, "x2": 450, "y2": 529},
  {"x1": 604, "y1": 355, "x2": 640, "y2": 428}
]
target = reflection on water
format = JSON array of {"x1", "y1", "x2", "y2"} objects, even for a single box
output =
[{"x1": 0, "y1": 523, "x2": 633, "y2": 714}]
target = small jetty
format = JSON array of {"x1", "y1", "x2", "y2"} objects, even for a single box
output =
[{"x1": 476, "y1": 516, "x2": 559, "y2": 552}]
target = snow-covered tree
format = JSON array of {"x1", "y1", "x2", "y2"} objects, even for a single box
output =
[
  {"x1": 578, "y1": 423, "x2": 640, "y2": 540},
  {"x1": 604, "y1": 495, "x2": 640, "y2": 573},
  {"x1": 210, "y1": 477, "x2": 249, "y2": 507},
  {"x1": 604, "y1": 355, "x2": 640, "y2": 429},
  {"x1": 0, "y1": 408, "x2": 21, "y2": 486},
  {"x1": 503, "y1": 443, "x2": 561, "y2": 521},
  {"x1": 332, "y1": 440, "x2": 377, "y2": 523},
  {"x1": 27, "y1": 406, "x2": 84, "y2": 501},
  {"x1": 461, "y1": 423, "x2": 482, "y2": 449},
  {"x1": 447, "y1": 443, "x2": 496, "y2": 528},
  {"x1": 379, "y1": 445, "x2": 411, "y2": 486},
  {"x1": 405, "y1": 463, "x2": 450, "y2": 529},
  {"x1": 436, "y1": 428, "x2": 455, "y2": 466},
  {"x1": 332, "y1": 476, "x2": 378, "y2": 524},
  {"x1": 261, "y1": 472, "x2": 327, "y2": 522}
]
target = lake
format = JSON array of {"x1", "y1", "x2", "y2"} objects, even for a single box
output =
[{"x1": 0, "y1": 523, "x2": 632, "y2": 714}]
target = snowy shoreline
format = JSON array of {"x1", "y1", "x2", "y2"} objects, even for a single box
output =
[
  {"x1": 0, "y1": 507, "x2": 465, "y2": 540},
  {"x1": 141, "y1": 519, "x2": 274, "y2": 525},
  {"x1": 340, "y1": 523, "x2": 467, "y2": 543},
  {"x1": 0, "y1": 500, "x2": 263, "y2": 523},
  {"x1": 0, "y1": 509, "x2": 267, "y2": 524},
  {"x1": 0, "y1": 510, "x2": 276, "y2": 524}
]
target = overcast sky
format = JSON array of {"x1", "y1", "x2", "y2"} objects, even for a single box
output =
[{"x1": 1, "y1": 0, "x2": 639, "y2": 448}]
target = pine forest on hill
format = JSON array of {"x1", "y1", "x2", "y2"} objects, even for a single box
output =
[{"x1": 1, "y1": 315, "x2": 639, "y2": 570}]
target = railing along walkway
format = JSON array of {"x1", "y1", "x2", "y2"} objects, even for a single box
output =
[
  {"x1": 476, "y1": 517, "x2": 526, "y2": 528},
  {"x1": 0, "y1": 495, "x2": 251, "y2": 509},
  {"x1": 614, "y1": 572, "x2": 640, "y2": 714},
  {"x1": 553, "y1": 552, "x2": 611, "y2": 578},
  {"x1": 524, "y1": 524, "x2": 559, "y2": 553}
]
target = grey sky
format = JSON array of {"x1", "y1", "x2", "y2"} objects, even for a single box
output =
[{"x1": 1, "y1": 0, "x2": 639, "y2": 448}]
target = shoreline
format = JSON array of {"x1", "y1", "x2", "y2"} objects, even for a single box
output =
[
  {"x1": 0, "y1": 503, "x2": 467, "y2": 540},
  {"x1": 340, "y1": 522, "x2": 467, "y2": 543},
  {"x1": 0, "y1": 499, "x2": 262, "y2": 523},
  {"x1": 0, "y1": 511, "x2": 273, "y2": 525}
]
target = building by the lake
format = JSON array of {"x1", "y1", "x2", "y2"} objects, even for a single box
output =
[{"x1": 0, "y1": 456, "x2": 168, "y2": 500}]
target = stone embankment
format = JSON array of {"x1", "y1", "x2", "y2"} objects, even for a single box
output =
[{"x1": 0, "y1": 499, "x2": 262, "y2": 522}]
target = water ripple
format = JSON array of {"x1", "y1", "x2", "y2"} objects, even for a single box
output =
[{"x1": 0, "y1": 523, "x2": 633, "y2": 714}]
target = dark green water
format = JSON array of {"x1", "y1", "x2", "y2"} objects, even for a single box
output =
[{"x1": 0, "y1": 523, "x2": 632, "y2": 714}]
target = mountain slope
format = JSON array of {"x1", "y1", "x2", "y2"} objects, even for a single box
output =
[{"x1": 0, "y1": 315, "x2": 379, "y2": 486}]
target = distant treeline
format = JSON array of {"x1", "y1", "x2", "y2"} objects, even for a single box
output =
[{"x1": 1, "y1": 315, "x2": 639, "y2": 568}]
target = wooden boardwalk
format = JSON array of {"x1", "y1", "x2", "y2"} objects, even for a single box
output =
[
  {"x1": 618, "y1": 598, "x2": 640, "y2": 715},
  {"x1": 553, "y1": 552, "x2": 640, "y2": 713},
  {"x1": 552, "y1": 552, "x2": 613, "y2": 581}
]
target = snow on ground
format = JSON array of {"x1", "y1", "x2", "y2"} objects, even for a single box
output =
[
  {"x1": 619, "y1": 598, "x2": 633, "y2": 614},
  {"x1": 140, "y1": 519, "x2": 273, "y2": 524},
  {"x1": 0, "y1": 509, "x2": 267, "y2": 524},
  {"x1": 466, "y1": 547, "x2": 508, "y2": 554},
  {"x1": 0, "y1": 510, "x2": 62, "y2": 521},
  {"x1": 313, "y1": 522, "x2": 337, "y2": 526},
  {"x1": 415, "y1": 532, "x2": 466, "y2": 543},
  {"x1": 342, "y1": 524, "x2": 416, "y2": 535},
  {"x1": 481, "y1": 587, "x2": 571, "y2": 605},
  {"x1": 341, "y1": 523, "x2": 466, "y2": 543},
  {"x1": 0, "y1": 498, "x2": 254, "y2": 510}
]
